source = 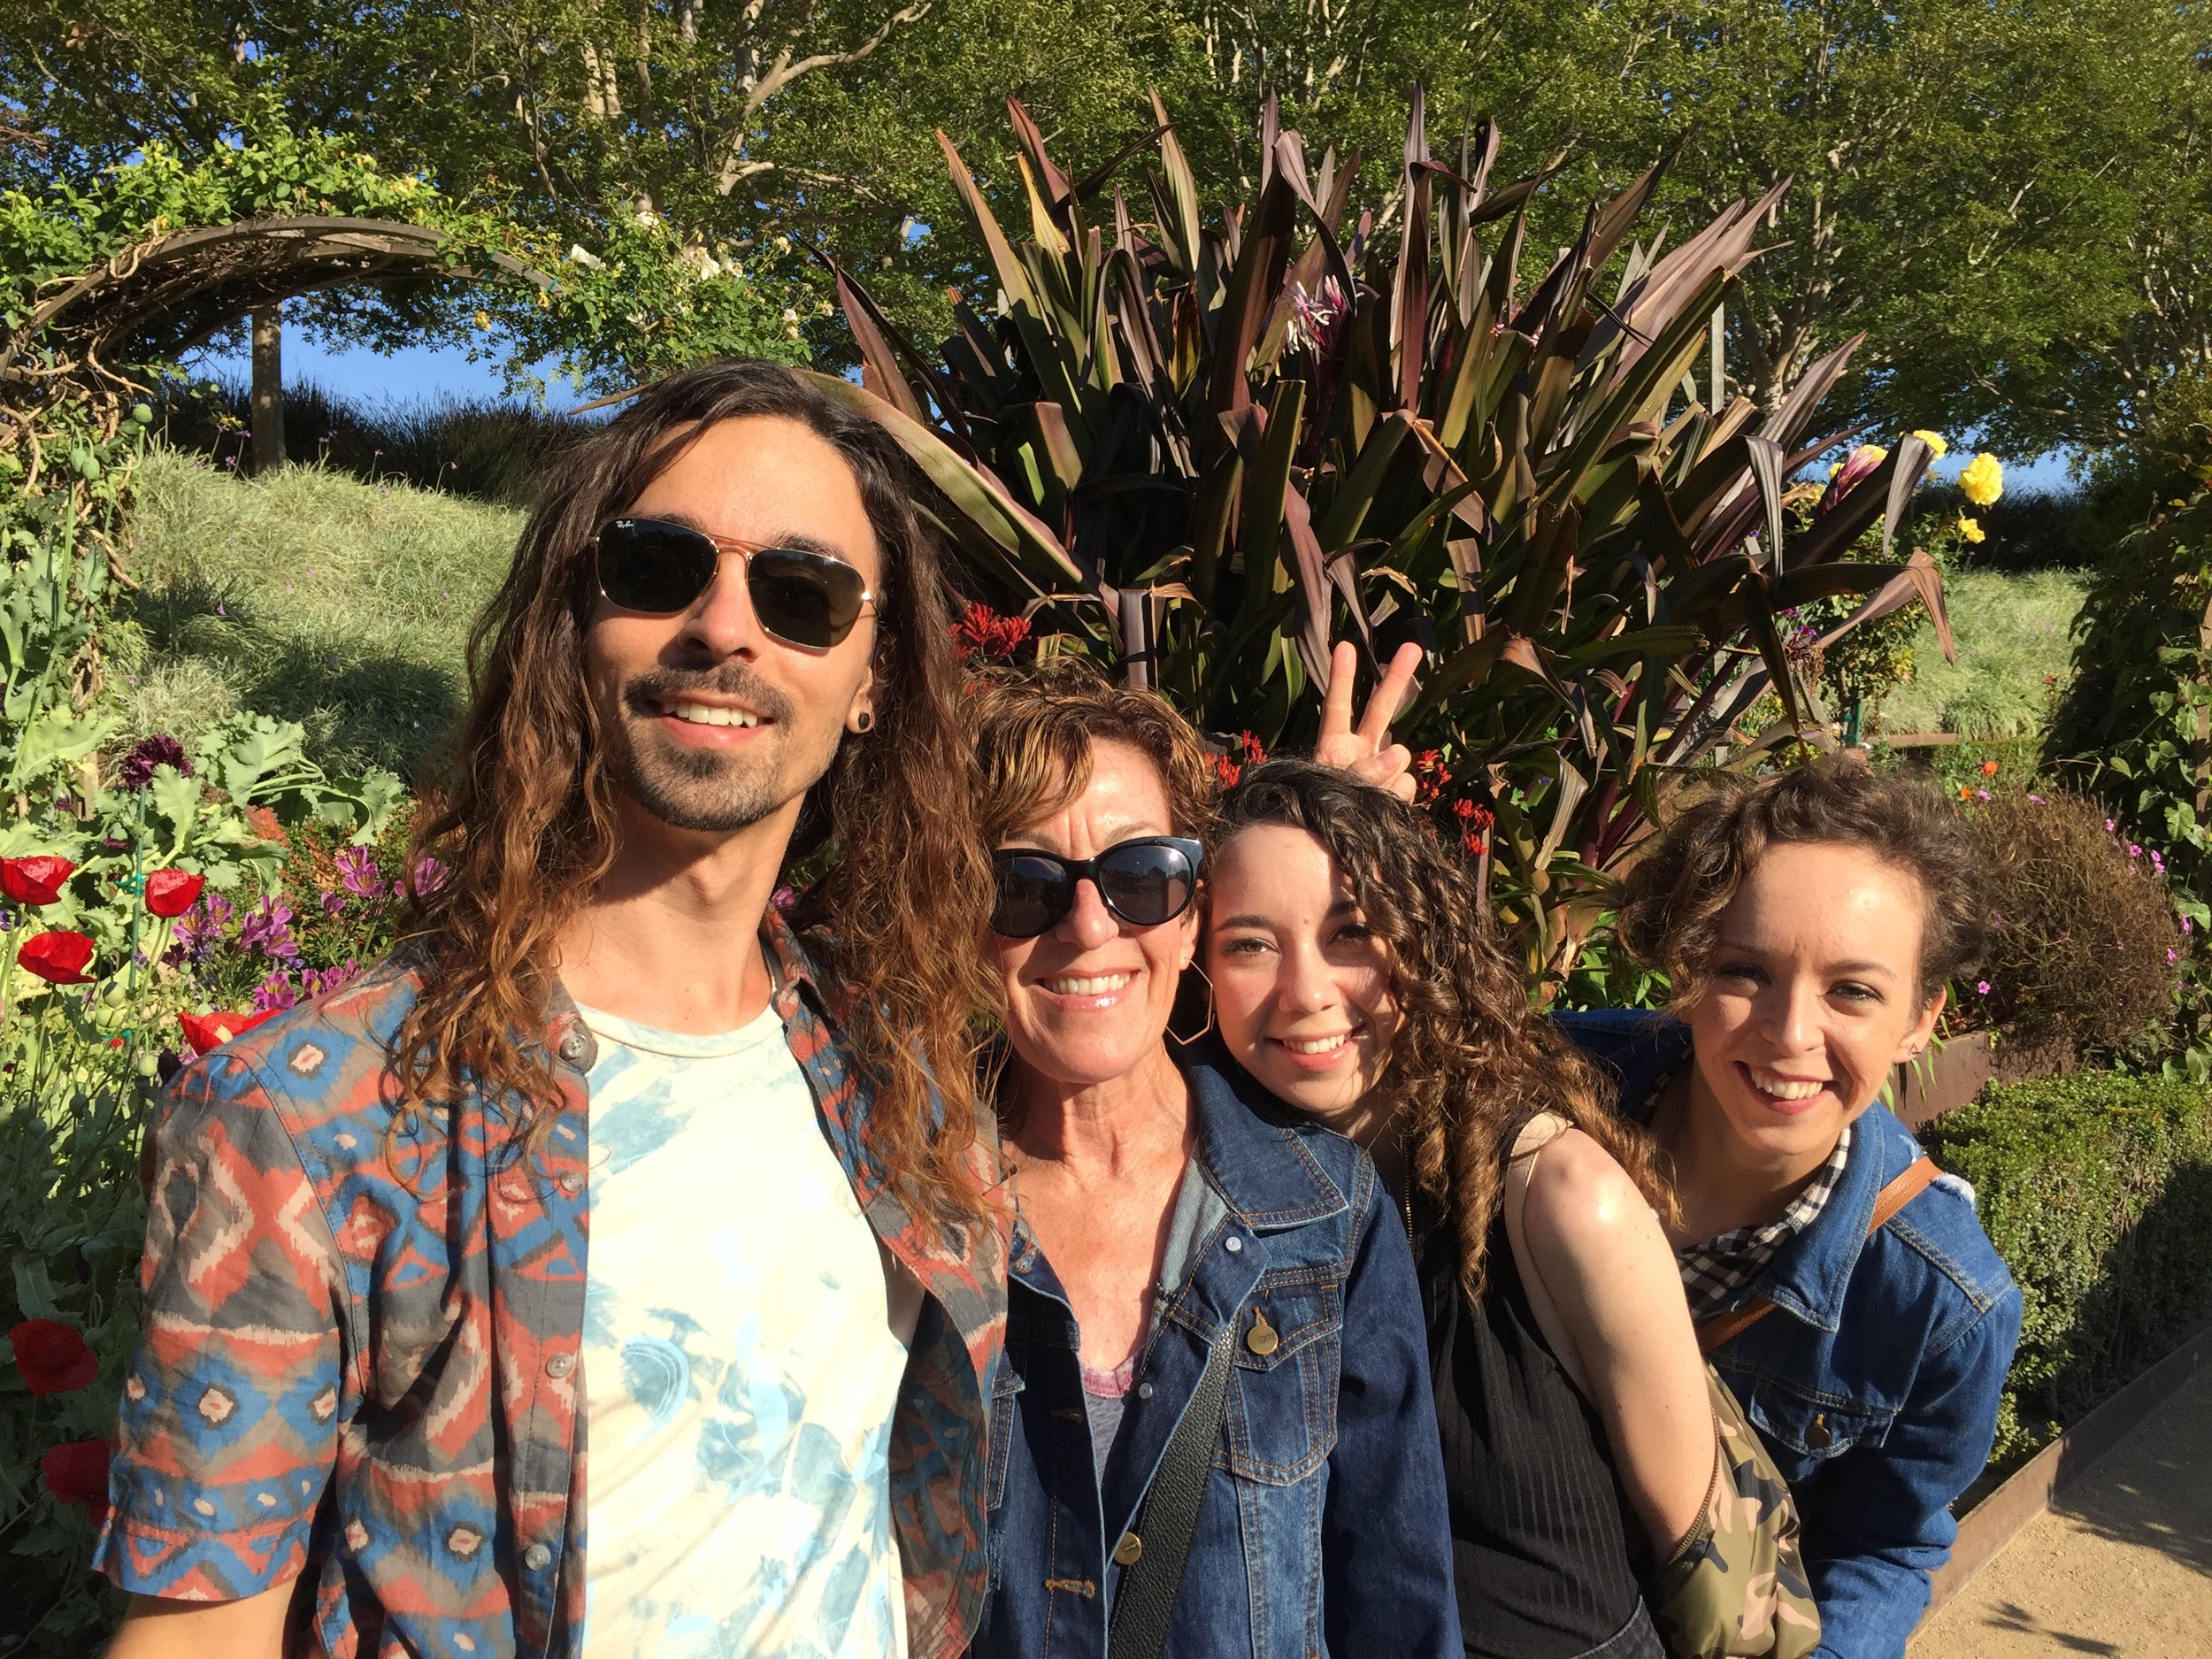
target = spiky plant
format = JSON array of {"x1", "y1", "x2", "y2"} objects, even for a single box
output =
[{"x1": 811, "y1": 92, "x2": 1950, "y2": 979}]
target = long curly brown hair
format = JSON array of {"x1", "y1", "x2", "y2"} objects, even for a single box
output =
[
  {"x1": 1217, "y1": 761, "x2": 1675, "y2": 1302},
  {"x1": 393, "y1": 360, "x2": 995, "y2": 1223}
]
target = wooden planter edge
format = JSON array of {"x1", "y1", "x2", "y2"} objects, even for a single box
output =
[{"x1": 1920, "y1": 1315, "x2": 2212, "y2": 1622}]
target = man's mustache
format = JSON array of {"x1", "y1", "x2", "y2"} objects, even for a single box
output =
[{"x1": 621, "y1": 664, "x2": 796, "y2": 726}]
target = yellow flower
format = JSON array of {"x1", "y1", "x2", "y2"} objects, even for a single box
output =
[
  {"x1": 1909, "y1": 429, "x2": 1949, "y2": 459},
  {"x1": 1959, "y1": 451, "x2": 2004, "y2": 507},
  {"x1": 1957, "y1": 516, "x2": 1985, "y2": 544},
  {"x1": 473, "y1": 310, "x2": 492, "y2": 331}
]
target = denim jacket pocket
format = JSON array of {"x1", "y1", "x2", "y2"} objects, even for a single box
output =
[
  {"x1": 1220, "y1": 1264, "x2": 1345, "y2": 1486},
  {"x1": 1740, "y1": 1375, "x2": 1895, "y2": 1467}
]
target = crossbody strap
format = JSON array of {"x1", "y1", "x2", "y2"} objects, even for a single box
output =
[
  {"x1": 1695, "y1": 1155, "x2": 1942, "y2": 1355},
  {"x1": 1107, "y1": 1324, "x2": 1237, "y2": 1659}
]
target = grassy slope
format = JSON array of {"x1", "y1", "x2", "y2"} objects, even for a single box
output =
[
  {"x1": 117, "y1": 446, "x2": 525, "y2": 782},
  {"x1": 1871, "y1": 568, "x2": 2085, "y2": 741}
]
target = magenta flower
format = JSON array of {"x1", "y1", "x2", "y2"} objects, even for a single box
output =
[
  {"x1": 1976, "y1": 979, "x2": 1992, "y2": 995},
  {"x1": 334, "y1": 846, "x2": 385, "y2": 898},
  {"x1": 238, "y1": 895, "x2": 298, "y2": 960}
]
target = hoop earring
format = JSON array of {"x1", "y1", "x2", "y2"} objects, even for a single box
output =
[
  {"x1": 851, "y1": 710, "x2": 874, "y2": 733},
  {"x1": 1168, "y1": 966, "x2": 1216, "y2": 1048}
]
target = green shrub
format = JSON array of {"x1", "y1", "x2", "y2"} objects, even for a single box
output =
[
  {"x1": 1953, "y1": 787, "x2": 2187, "y2": 1064},
  {"x1": 1924, "y1": 1070, "x2": 2212, "y2": 1468}
]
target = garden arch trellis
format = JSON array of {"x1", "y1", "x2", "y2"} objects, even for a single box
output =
[{"x1": 0, "y1": 215, "x2": 556, "y2": 442}]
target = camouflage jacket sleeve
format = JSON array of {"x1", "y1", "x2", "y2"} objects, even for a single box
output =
[{"x1": 95, "y1": 1051, "x2": 349, "y2": 1602}]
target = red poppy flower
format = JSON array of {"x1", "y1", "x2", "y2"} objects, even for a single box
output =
[
  {"x1": 17, "y1": 931, "x2": 96, "y2": 985},
  {"x1": 1979, "y1": 759, "x2": 2001, "y2": 777},
  {"x1": 177, "y1": 1008, "x2": 276, "y2": 1056},
  {"x1": 40, "y1": 1439, "x2": 110, "y2": 1525},
  {"x1": 142, "y1": 869, "x2": 206, "y2": 918},
  {"x1": 10, "y1": 1319, "x2": 97, "y2": 1396},
  {"x1": 1, "y1": 856, "x2": 76, "y2": 907}
]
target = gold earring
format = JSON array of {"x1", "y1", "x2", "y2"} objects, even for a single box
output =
[{"x1": 1168, "y1": 967, "x2": 1216, "y2": 1048}]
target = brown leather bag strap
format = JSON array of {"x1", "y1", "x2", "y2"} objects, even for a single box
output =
[{"x1": 1694, "y1": 1156, "x2": 1942, "y2": 1355}]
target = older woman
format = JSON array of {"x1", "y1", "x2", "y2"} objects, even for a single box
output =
[
  {"x1": 968, "y1": 663, "x2": 1459, "y2": 1659},
  {"x1": 1561, "y1": 757, "x2": 2023, "y2": 1659}
]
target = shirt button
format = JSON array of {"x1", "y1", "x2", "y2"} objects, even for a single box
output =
[
  {"x1": 1136, "y1": 1382, "x2": 1154, "y2": 1401},
  {"x1": 1224, "y1": 1235, "x2": 1243, "y2": 1254},
  {"x1": 545, "y1": 1352, "x2": 574, "y2": 1379},
  {"x1": 557, "y1": 1171, "x2": 583, "y2": 1195},
  {"x1": 523, "y1": 1542, "x2": 553, "y2": 1571},
  {"x1": 557, "y1": 1025, "x2": 590, "y2": 1064}
]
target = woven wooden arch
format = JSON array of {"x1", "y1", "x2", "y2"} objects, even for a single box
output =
[{"x1": 0, "y1": 215, "x2": 555, "y2": 422}]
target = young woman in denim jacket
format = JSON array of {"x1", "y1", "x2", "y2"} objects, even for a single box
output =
[
  {"x1": 966, "y1": 665, "x2": 1460, "y2": 1659},
  {"x1": 1200, "y1": 761, "x2": 1719, "y2": 1659},
  {"x1": 1557, "y1": 757, "x2": 2023, "y2": 1659}
]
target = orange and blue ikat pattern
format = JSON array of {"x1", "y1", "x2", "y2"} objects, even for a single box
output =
[{"x1": 95, "y1": 915, "x2": 1006, "y2": 1659}]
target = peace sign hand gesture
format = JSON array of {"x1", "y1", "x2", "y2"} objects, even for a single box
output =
[{"x1": 1313, "y1": 640, "x2": 1425, "y2": 803}]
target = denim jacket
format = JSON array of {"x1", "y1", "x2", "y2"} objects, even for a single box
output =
[
  {"x1": 1558, "y1": 1012, "x2": 2023, "y2": 1659},
  {"x1": 974, "y1": 1041, "x2": 1461, "y2": 1659}
]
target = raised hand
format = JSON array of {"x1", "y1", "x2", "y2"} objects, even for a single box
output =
[{"x1": 1313, "y1": 640, "x2": 1425, "y2": 803}]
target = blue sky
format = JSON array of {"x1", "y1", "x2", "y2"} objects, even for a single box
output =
[{"x1": 188, "y1": 334, "x2": 2078, "y2": 491}]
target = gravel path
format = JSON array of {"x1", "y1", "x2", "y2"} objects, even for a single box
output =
[{"x1": 1909, "y1": 1364, "x2": 2212, "y2": 1657}]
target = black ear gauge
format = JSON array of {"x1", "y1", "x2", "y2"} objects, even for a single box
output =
[{"x1": 852, "y1": 710, "x2": 874, "y2": 733}]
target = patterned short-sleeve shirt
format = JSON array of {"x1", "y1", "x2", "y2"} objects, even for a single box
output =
[{"x1": 94, "y1": 918, "x2": 1005, "y2": 1659}]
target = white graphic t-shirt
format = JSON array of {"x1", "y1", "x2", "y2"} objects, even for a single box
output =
[{"x1": 578, "y1": 1001, "x2": 918, "y2": 1659}]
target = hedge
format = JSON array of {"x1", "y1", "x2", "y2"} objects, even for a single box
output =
[{"x1": 1924, "y1": 1069, "x2": 2212, "y2": 1467}]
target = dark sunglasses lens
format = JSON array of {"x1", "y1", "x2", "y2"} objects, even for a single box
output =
[
  {"x1": 747, "y1": 548, "x2": 866, "y2": 649},
  {"x1": 991, "y1": 854, "x2": 1071, "y2": 939},
  {"x1": 597, "y1": 519, "x2": 718, "y2": 615},
  {"x1": 1097, "y1": 842, "x2": 1196, "y2": 927}
]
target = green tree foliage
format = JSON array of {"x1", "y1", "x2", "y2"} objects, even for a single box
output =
[
  {"x1": 2048, "y1": 435, "x2": 2212, "y2": 908},
  {"x1": 0, "y1": 111, "x2": 800, "y2": 393}
]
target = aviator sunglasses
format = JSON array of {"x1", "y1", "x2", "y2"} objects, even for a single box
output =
[
  {"x1": 594, "y1": 516, "x2": 877, "y2": 649},
  {"x1": 989, "y1": 836, "x2": 1206, "y2": 940}
]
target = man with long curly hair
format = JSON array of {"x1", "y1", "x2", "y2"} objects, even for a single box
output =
[{"x1": 95, "y1": 361, "x2": 1003, "y2": 1659}]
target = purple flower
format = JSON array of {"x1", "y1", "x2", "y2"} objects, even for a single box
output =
[
  {"x1": 2027, "y1": 793, "x2": 2044, "y2": 803},
  {"x1": 334, "y1": 846, "x2": 385, "y2": 898},
  {"x1": 2108, "y1": 818, "x2": 2117, "y2": 832},
  {"x1": 2186, "y1": 918, "x2": 2195, "y2": 935},
  {"x1": 1976, "y1": 788, "x2": 1991, "y2": 800},
  {"x1": 300, "y1": 959, "x2": 362, "y2": 1000},
  {"x1": 410, "y1": 855, "x2": 449, "y2": 897},
  {"x1": 238, "y1": 894, "x2": 298, "y2": 960},
  {"x1": 771, "y1": 885, "x2": 798, "y2": 912},
  {"x1": 2168, "y1": 948, "x2": 2179, "y2": 964},
  {"x1": 251, "y1": 972, "x2": 299, "y2": 1013},
  {"x1": 119, "y1": 734, "x2": 190, "y2": 790},
  {"x1": 319, "y1": 889, "x2": 346, "y2": 916},
  {"x1": 170, "y1": 891, "x2": 234, "y2": 961},
  {"x1": 2130, "y1": 843, "x2": 2142, "y2": 857},
  {"x1": 1976, "y1": 979, "x2": 1992, "y2": 995}
]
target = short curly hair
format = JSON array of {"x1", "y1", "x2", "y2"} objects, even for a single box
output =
[
  {"x1": 1615, "y1": 756, "x2": 1987, "y2": 1008},
  {"x1": 965, "y1": 657, "x2": 1219, "y2": 849}
]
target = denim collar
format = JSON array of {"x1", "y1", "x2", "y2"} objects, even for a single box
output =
[
  {"x1": 1174, "y1": 1038, "x2": 1352, "y2": 1232},
  {"x1": 1561, "y1": 1010, "x2": 1918, "y2": 1332}
]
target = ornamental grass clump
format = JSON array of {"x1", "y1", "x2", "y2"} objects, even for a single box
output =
[{"x1": 1956, "y1": 786, "x2": 2185, "y2": 1064}]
